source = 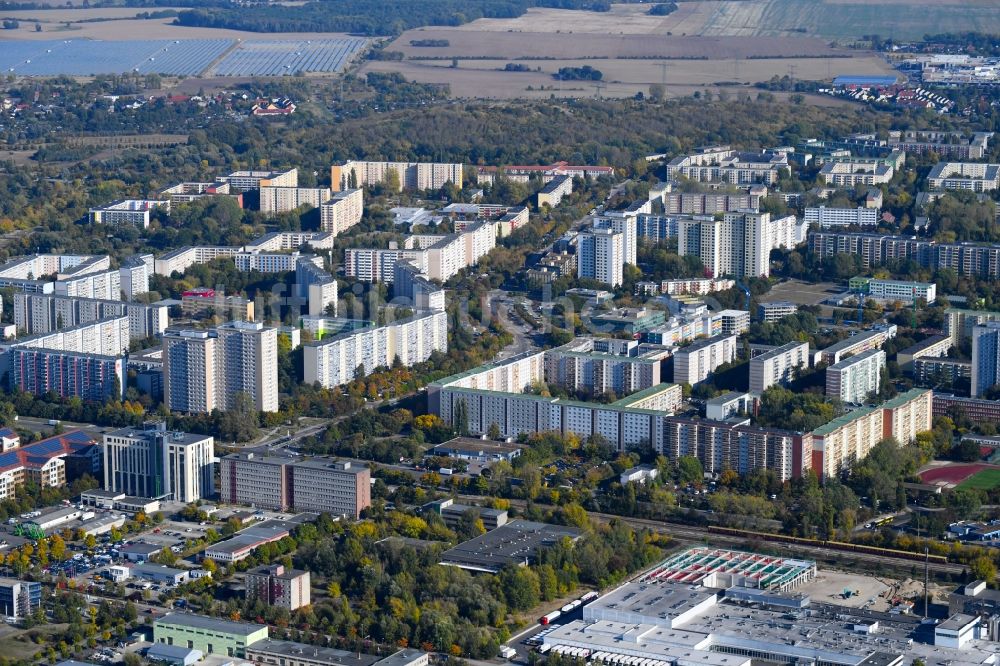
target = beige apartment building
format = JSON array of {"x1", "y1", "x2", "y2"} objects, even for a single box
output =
[
  {"x1": 331, "y1": 161, "x2": 462, "y2": 192},
  {"x1": 162, "y1": 322, "x2": 278, "y2": 414},
  {"x1": 320, "y1": 188, "x2": 364, "y2": 235},
  {"x1": 749, "y1": 341, "x2": 810, "y2": 394},
  {"x1": 162, "y1": 330, "x2": 217, "y2": 414},
  {"x1": 245, "y1": 564, "x2": 311, "y2": 611},
  {"x1": 811, "y1": 407, "x2": 884, "y2": 480},
  {"x1": 258, "y1": 186, "x2": 332, "y2": 214}
]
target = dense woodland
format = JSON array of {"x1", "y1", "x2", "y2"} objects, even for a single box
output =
[{"x1": 171, "y1": 0, "x2": 613, "y2": 35}]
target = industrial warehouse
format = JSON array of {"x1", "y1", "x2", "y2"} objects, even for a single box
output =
[{"x1": 536, "y1": 548, "x2": 999, "y2": 666}]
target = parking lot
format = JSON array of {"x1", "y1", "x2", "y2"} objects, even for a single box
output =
[{"x1": 763, "y1": 279, "x2": 843, "y2": 306}]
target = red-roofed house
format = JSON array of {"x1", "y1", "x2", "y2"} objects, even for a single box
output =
[{"x1": 0, "y1": 430, "x2": 99, "y2": 500}]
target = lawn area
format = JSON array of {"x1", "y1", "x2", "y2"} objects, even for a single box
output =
[{"x1": 956, "y1": 467, "x2": 1000, "y2": 492}]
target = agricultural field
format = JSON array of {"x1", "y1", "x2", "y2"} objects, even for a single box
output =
[
  {"x1": 444, "y1": 1, "x2": 1000, "y2": 42},
  {"x1": 956, "y1": 468, "x2": 1000, "y2": 492},
  {"x1": 393, "y1": 29, "x2": 848, "y2": 60},
  {"x1": 362, "y1": 50, "x2": 891, "y2": 100},
  {"x1": 368, "y1": 4, "x2": 898, "y2": 100},
  {"x1": 696, "y1": 0, "x2": 1000, "y2": 41}
]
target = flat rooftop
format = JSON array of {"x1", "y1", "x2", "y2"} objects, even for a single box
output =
[
  {"x1": 247, "y1": 639, "x2": 381, "y2": 666},
  {"x1": 432, "y1": 438, "x2": 522, "y2": 456},
  {"x1": 586, "y1": 581, "x2": 716, "y2": 625},
  {"x1": 546, "y1": 577, "x2": 999, "y2": 666},
  {"x1": 439, "y1": 520, "x2": 581, "y2": 573},
  {"x1": 820, "y1": 329, "x2": 887, "y2": 355},
  {"x1": 155, "y1": 612, "x2": 265, "y2": 636},
  {"x1": 641, "y1": 547, "x2": 816, "y2": 590}
]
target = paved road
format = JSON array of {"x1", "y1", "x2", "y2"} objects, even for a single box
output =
[
  {"x1": 15, "y1": 416, "x2": 110, "y2": 436},
  {"x1": 488, "y1": 290, "x2": 539, "y2": 358}
]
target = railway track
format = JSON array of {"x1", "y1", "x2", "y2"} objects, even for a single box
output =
[{"x1": 463, "y1": 496, "x2": 966, "y2": 576}]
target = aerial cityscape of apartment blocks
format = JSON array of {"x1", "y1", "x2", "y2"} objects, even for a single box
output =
[
  {"x1": 180, "y1": 289, "x2": 255, "y2": 322},
  {"x1": 0, "y1": 316, "x2": 130, "y2": 375},
  {"x1": 155, "y1": 246, "x2": 242, "y2": 276},
  {"x1": 220, "y1": 452, "x2": 371, "y2": 518},
  {"x1": 677, "y1": 211, "x2": 801, "y2": 278},
  {"x1": 882, "y1": 388, "x2": 933, "y2": 445},
  {"x1": 816, "y1": 326, "x2": 897, "y2": 366},
  {"x1": 304, "y1": 310, "x2": 448, "y2": 388},
  {"x1": 10, "y1": 348, "x2": 124, "y2": 401},
  {"x1": 946, "y1": 307, "x2": 1000, "y2": 344},
  {"x1": 393, "y1": 259, "x2": 446, "y2": 311},
  {"x1": 825, "y1": 348, "x2": 886, "y2": 405},
  {"x1": 577, "y1": 227, "x2": 624, "y2": 287},
  {"x1": 119, "y1": 254, "x2": 153, "y2": 300},
  {"x1": 14, "y1": 292, "x2": 168, "y2": 340},
  {"x1": 245, "y1": 564, "x2": 311, "y2": 611},
  {"x1": 972, "y1": 321, "x2": 1000, "y2": 397},
  {"x1": 666, "y1": 146, "x2": 788, "y2": 185},
  {"x1": 748, "y1": 341, "x2": 810, "y2": 394},
  {"x1": 54, "y1": 268, "x2": 121, "y2": 301},
  {"x1": 159, "y1": 180, "x2": 242, "y2": 206},
  {"x1": 927, "y1": 162, "x2": 1000, "y2": 192},
  {"x1": 672, "y1": 334, "x2": 737, "y2": 386},
  {"x1": 810, "y1": 388, "x2": 931, "y2": 479},
  {"x1": 162, "y1": 329, "x2": 217, "y2": 414},
  {"x1": 295, "y1": 256, "x2": 339, "y2": 316},
  {"x1": 544, "y1": 338, "x2": 668, "y2": 396},
  {"x1": 154, "y1": 231, "x2": 336, "y2": 276},
  {"x1": 849, "y1": 276, "x2": 937, "y2": 305},
  {"x1": 803, "y1": 206, "x2": 879, "y2": 228},
  {"x1": 102, "y1": 422, "x2": 214, "y2": 502},
  {"x1": 428, "y1": 348, "x2": 690, "y2": 451},
  {"x1": 758, "y1": 301, "x2": 797, "y2": 323},
  {"x1": 217, "y1": 168, "x2": 298, "y2": 191},
  {"x1": 662, "y1": 417, "x2": 811, "y2": 481},
  {"x1": 331, "y1": 161, "x2": 462, "y2": 191},
  {"x1": 594, "y1": 210, "x2": 640, "y2": 265},
  {"x1": 258, "y1": 185, "x2": 332, "y2": 214},
  {"x1": 162, "y1": 322, "x2": 278, "y2": 413},
  {"x1": 320, "y1": 188, "x2": 364, "y2": 235},
  {"x1": 818, "y1": 161, "x2": 895, "y2": 187},
  {"x1": 0, "y1": 254, "x2": 110, "y2": 281},
  {"x1": 659, "y1": 189, "x2": 764, "y2": 216},
  {"x1": 345, "y1": 220, "x2": 496, "y2": 284},
  {"x1": 659, "y1": 278, "x2": 736, "y2": 296},
  {"x1": 474, "y1": 161, "x2": 614, "y2": 185},
  {"x1": 809, "y1": 231, "x2": 1000, "y2": 278},
  {"x1": 536, "y1": 175, "x2": 573, "y2": 208},
  {"x1": 888, "y1": 130, "x2": 992, "y2": 159},
  {"x1": 88, "y1": 199, "x2": 170, "y2": 228}
]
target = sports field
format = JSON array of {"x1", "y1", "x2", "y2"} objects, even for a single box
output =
[
  {"x1": 956, "y1": 468, "x2": 1000, "y2": 492},
  {"x1": 919, "y1": 463, "x2": 1000, "y2": 489}
]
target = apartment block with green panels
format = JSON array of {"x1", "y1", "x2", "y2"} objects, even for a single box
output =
[{"x1": 153, "y1": 613, "x2": 268, "y2": 658}]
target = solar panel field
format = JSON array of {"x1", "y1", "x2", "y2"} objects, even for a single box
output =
[
  {"x1": 209, "y1": 38, "x2": 368, "y2": 76},
  {"x1": 0, "y1": 37, "x2": 367, "y2": 77}
]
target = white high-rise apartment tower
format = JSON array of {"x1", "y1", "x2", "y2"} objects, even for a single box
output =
[
  {"x1": 216, "y1": 321, "x2": 279, "y2": 413},
  {"x1": 577, "y1": 228, "x2": 624, "y2": 287},
  {"x1": 162, "y1": 322, "x2": 278, "y2": 413}
]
